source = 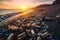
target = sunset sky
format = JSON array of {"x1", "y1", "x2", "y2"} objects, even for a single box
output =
[{"x1": 0, "y1": 0, "x2": 55, "y2": 9}]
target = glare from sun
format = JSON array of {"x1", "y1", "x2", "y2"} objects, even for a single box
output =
[
  {"x1": 19, "y1": 5, "x2": 31, "y2": 12},
  {"x1": 21, "y1": 5, "x2": 27, "y2": 10}
]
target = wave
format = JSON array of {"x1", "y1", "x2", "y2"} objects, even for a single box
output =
[{"x1": 0, "y1": 9, "x2": 20, "y2": 15}]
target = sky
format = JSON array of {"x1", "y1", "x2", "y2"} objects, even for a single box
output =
[{"x1": 0, "y1": 0, "x2": 55, "y2": 9}]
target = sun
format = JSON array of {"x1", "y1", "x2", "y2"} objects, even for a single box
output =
[
  {"x1": 21, "y1": 5, "x2": 27, "y2": 10},
  {"x1": 20, "y1": 5, "x2": 30, "y2": 12}
]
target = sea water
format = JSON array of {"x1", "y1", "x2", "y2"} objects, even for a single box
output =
[
  {"x1": 0, "y1": 9, "x2": 20, "y2": 15},
  {"x1": 0, "y1": 9, "x2": 20, "y2": 22}
]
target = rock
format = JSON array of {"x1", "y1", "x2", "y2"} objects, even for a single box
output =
[{"x1": 53, "y1": 0, "x2": 60, "y2": 5}]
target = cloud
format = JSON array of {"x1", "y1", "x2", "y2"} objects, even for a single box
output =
[
  {"x1": 0, "y1": 0, "x2": 55, "y2": 6},
  {"x1": 0, "y1": 0, "x2": 55, "y2": 9},
  {"x1": 39, "y1": 0, "x2": 55, "y2": 2},
  {"x1": 32, "y1": 0, "x2": 55, "y2": 3},
  {"x1": 0, "y1": 0, "x2": 12, "y2": 1},
  {"x1": 0, "y1": 0, "x2": 12, "y2": 5}
]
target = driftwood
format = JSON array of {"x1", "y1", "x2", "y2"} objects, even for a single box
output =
[
  {"x1": 0, "y1": 13, "x2": 25, "y2": 27},
  {"x1": 0, "y1": 10, "x2": 33, "y2": 27}
]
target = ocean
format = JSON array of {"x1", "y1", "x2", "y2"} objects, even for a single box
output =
[{"x1": 0, "y1": 9, "x2": 20, "y2": 15}]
